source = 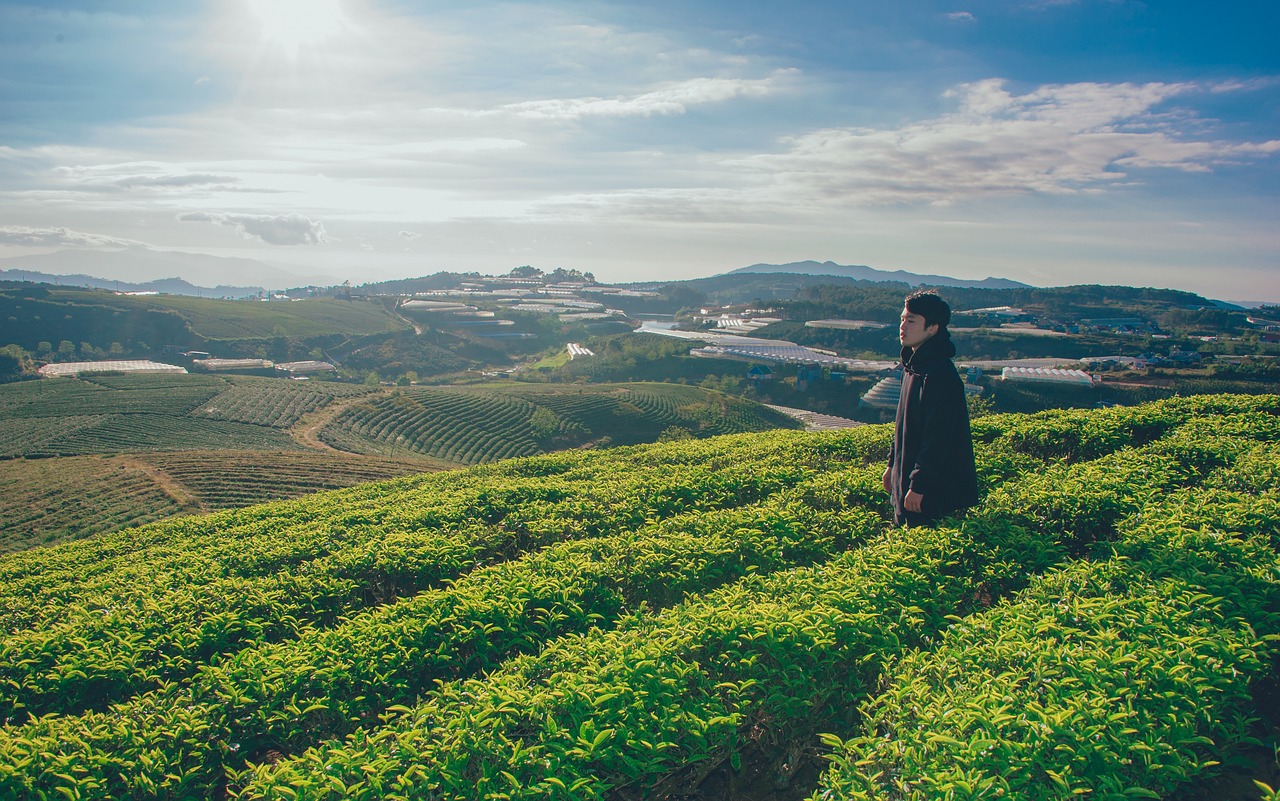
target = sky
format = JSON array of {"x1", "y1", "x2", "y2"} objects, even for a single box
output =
[{"x1": 0, "y1": 0, "x2": 1277, "y2": 300}]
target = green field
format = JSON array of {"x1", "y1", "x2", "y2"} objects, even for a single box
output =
[
  {"x1": 0, "y1": 377, "x2": 802, "y2": 552},
  {"x1": 0, "y1": 450, "x2": 433, "y2": 555},
  {"x1": 0, "y1": 394, "x2": 1276, "y2": 800},
  {"x1": 0, "y1": 375, "x2": 425, "y2": 551},
  {"x1": 58, "y1": 289, "x2": 406, "y2": 340},
  {"x1": 320, "y1": 382, "x2": 803, "y2": 464}
]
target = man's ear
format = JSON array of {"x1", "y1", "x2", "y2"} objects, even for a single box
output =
[{"x1": 924, "y1": 322, "x2": 940, "y2": 338}]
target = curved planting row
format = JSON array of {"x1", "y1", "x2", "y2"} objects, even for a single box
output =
[
  {"x1": 0, "y1": 374, "x2": 223, "y2": 420},
  {"x1": 0, "y1": 395, "x2": 1275, "y2": 801},
  {"x1": 0, "y1": 432, "x2": 849, "y2": 719},
  {"x1": 325, "y1": 392, "x2": 542, "y2": 464},
  {"x1": 137, "y1": 451, "x2": 425, "y2": 510},
  {"x1": 192, "y1": 380, "x2": 348, "y2": 429},
  {"x1": 813, "y1": 478, "x2": 1280, "y2": 800},
  {"x1": 0, "y1": 486, "x2": 883, "y2": 800},
  {"x1": 504, "y1": 389, "x2": 630, "y2": 433},
  {"x1": 0, "y1": 414, "x2": 105, "y2": 458},
  {"x1": 35, "y1": 413, "x2": 304, "y2": 456},
  {"x1": 0, "y1": 456, "x2": 187, "y2": 555},
  {"x1": 324, "y1": 384, "x2": 805, "y2": 465},
  {"x1": 231, "y1": 518, "x2": 1060, "y2": 800},
  {"x1": 221, "y1": 397, "x2": 1277, "y2": 800}
]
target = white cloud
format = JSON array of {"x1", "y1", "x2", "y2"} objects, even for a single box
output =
[
  {"x1": 399, "y1": 231, "x2": 421, "y2": 239},
  {"x1": 0, "y1": 225, "x2": 152, "y2": 249},
  {"x1": 177, "y1": 212, "x2": 329, "y2": 246},
  {"x1": 944, "y1": 12, "x2": 977, "y2": 22},
  {"x1": 723, "y1": 79, "x2": 1280, "y2": 206},
  {"x1": 500, "y1": 71, "x2": 797, "y2": 120},
  {"x1": 113, "y1": 173, "x2": 240, "y2": 190}
]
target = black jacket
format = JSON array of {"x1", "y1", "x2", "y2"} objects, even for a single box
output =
[{"x1": 887, "y1": 332, "x2": 978, "y2": 525}]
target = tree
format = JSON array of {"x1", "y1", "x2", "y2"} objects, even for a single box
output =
[
  {"x1": 0, "y1": 344, "x2": 33, "y2": 382},
  {"x1": 661, "y1": 284, "x2": 707, "y2": 312},
  {"x1": 509, "y1": 265, "x2": 544, "y2": 279},
  {"x1": 529, "y1": 407, "x2": 561, "y2": 442}
]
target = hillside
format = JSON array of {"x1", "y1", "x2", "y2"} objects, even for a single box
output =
[
  {"x1": 0, "y1": 375, "x2": 800, "y2": 552},
  {"x1": 319, "y1": 382, "x2": 802, "y2": 463},
  {"x1": 0, "y1": 394, "x2": 1275, "y2": 799}
]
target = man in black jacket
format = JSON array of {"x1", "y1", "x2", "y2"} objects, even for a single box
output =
[{"x1": 882, "y1": 290, "x2": 978, "y2": 526}]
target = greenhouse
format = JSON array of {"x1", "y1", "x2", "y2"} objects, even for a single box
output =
[
  {"x1": 37, "y1": 360, "x2": 188, "y2": 378},
  {"x1": 1000, "y1": 366, "x2": 1095, "y2": 386}
]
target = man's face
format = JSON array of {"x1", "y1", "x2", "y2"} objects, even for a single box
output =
[{"x1": 899, "y1": 305, "x2": 939, "y2": 349}]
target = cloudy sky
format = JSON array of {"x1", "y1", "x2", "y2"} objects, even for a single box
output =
[{"x1": 1, "y1": 0, "x2": 1277, "y2": 299}]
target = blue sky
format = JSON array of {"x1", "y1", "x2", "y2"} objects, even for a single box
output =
[{"x1": 0, "y1": 0, "x2": 1277, "y2": 300}]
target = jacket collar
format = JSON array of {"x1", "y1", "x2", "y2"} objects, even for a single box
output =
[{"x1": 901, "y1": 331, "x2": 956, "y2": 372}]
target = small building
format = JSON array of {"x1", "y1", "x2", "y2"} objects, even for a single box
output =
[
  {"x1": 747, "y1": 364, "x2": 774, "y2": 382},
  {"x1": 194, "y1": 358, "x2": 275, "y2": 374},
  {"x1": 275, "y1": 360, "x2": 336, "y2": 376}
]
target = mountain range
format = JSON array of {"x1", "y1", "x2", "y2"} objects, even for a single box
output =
[
  {"x1": 0, "y1": 248, "x2": 326, "y2": 297},
  {"x1": 730, "y1": 260, "x2": 1031, "y2": 290}
]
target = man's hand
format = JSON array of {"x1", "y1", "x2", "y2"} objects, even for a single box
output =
[
  {"x1": 882, "y1": 467, "x2": 892, "y2": 494},
  {"x1": 904, "y1": 490, "x2": 924, "y2": 513}
]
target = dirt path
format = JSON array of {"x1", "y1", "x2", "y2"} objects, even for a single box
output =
[
  {"x1": 115, "y1": 455, "x2": 203, "y2": 512},
  {"x1": 290, "y1": 390, "x2": 387, "y2": 452}
]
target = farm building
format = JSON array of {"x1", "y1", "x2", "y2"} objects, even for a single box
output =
[
  {"x1": 275, "y1": 360, "x2": 336, "y2": 376},
  {"x1": 1001, "y1": 366, "x2": 1095, "y2": 386},
  {"x1": 37, "y1": 360, "x2": 188, "y2": 378},
  {"x1": 805, "y1": 319, "x2": 890, "y2": 330},
  {"x1": 193, "y1": 358, "x2": 274, "y2": 372}
]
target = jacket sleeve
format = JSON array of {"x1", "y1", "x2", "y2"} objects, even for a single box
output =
[{"x1": 906, "y1": 371, "x2": 964, "y2": 497}]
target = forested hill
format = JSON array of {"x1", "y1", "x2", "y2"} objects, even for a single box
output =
[
  {"x1": 0, "y1": 393, "x2": 1277, "y2": 800},
  {"x1": 654, "y1": 272, "x2": 1228, "y2": 320}
]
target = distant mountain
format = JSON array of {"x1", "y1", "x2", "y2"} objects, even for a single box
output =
[
  {"x1": 0, "y1": 269, "x2": 264, "y2": 299},
  {"x1": 730, "y1": 260, "x2": 1031, "y2": 290},
  {"x1": 0, "y1": 248, "x2": 322, "y2": 297}
]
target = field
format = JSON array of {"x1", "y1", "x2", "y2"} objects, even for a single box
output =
[
  {"x1": 0, "y1": 375, "x2": 427, "y2": 552},
  {"x1": 81, "y1": 290, "x2": 408, "y2": 340},
  {"x1": 0, "y1": 393, "x2": 1276, "y2": 800},
  {"x1": 319, "y1": 382, "x2": 802, "y2": 464},
  {"x1": 0, "y1": 377, "x2": 801, "y2": 552},
  {"x1": 0, "y1": 450, "x2": 429, "y2": 555}
]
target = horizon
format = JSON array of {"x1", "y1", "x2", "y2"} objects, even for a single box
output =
[
  {"x1": 1, "y1": 1, "x2": 1277, "y2": 300},
  {"x1": 5, "y1": 258, "x2": 1279, "y2": 308}
]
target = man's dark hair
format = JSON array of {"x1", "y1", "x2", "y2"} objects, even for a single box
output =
[{"x1": 904, "y1": 289, "x2": 951, "y2": 331}]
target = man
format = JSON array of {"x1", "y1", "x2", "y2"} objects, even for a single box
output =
[{"x1": 882, "y1": 290, "x2": 978, "y2": 526}]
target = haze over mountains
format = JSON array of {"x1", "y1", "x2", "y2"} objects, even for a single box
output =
[
  {"x1": 0, "y1": 248, "x2": 322, "y2": 297},
  {"x1": 732, "y1": 261, "x2": 1031, "y2": 290},
  {"x1": 1, "y1": 249, "x2": 1272, "y2": 308}
]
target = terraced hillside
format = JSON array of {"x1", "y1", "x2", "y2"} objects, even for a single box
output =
[
  {"x1": 0, "y1": 377, "x2": 800, "y2": 552},
  {"x1": 320, "y1": 382, "x2": 803, "y2": 464},
  {"x1": 0, "y1": 394, "x2": 1276, "y2": 800},
  {"x1": 0, "y1": 375, "x2": 424, "y2": 552},
  {"x1": 0, "y1": 451, "x2": 428, "y2": 555}
]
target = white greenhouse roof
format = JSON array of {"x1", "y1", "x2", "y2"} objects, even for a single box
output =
[
  {"x1": 1000, "y1": 367, "x2": 1094, "y2": 386},
  {"x1": 38, "y1": 360, "x2": 188, "y2": 378}
]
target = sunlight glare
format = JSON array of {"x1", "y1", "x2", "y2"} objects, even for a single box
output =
[{"x1": 247, "y1": 0, "x2": 348, "y2": 56}]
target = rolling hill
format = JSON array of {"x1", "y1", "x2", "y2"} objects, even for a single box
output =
[
  {"x1": 0, "y1": 394, "x2": 1275, "y2": 799},
  {"x1": 0, "y1": 374, "x2": 801, "y2": 552}
]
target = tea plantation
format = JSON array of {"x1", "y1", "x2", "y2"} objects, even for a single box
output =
[
  {"x1": 0, "y1": 394, "x2": 1277, "y2": 800},
  {"x1": 0, "y1": 376, "x2": 794, "y2": 553}
]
